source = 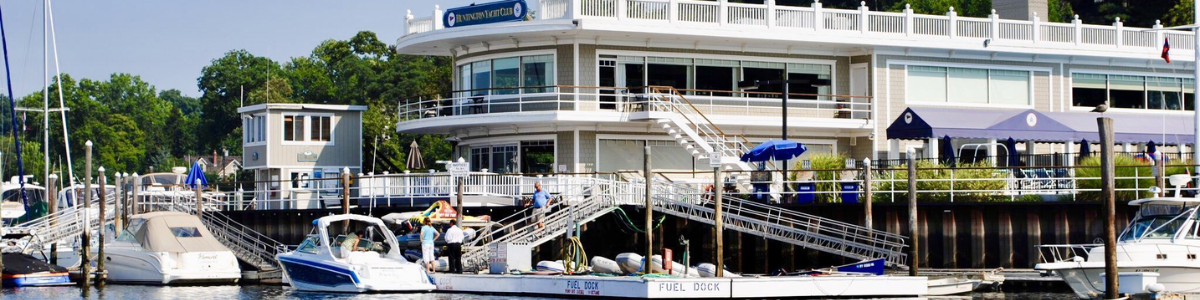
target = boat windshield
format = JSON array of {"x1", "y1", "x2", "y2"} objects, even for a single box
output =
[
  {"x1": 327, "y1": 220, "x2": 396, "y2": 258},
  {"x1": 1121, "y1": 204, "x2": 1196, "y2": 241}
]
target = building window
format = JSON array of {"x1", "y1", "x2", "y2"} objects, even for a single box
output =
[
  {"x1": 907, "y1": 66, "x2": 1031, "y2": 106},
  {"x1": 520, "y1": 140, "x2": 555, "y2": 174},
  {"x1": 470, "y1": 147, "x2": 490, "y2": 171},
  {"x1": 309, "y1": 116, "x2": 331, "y2": 142},
  {"x1": 458, "y1": 54, "x2": 556, "y2": 96},
  {"x1": 243, "y1": 115, "x2": 266, "y2": 144},
  {"x1": 1072, "y1": 73, "x2": 1195, "y2": 111},
  {"x1": 284, "y1": 114, "x2": 333, "y2": 143}
]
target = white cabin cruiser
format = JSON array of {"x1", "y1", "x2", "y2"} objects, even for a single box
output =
[
  {"x1": 101, "y1": 211, "x2": 241, "y2": 284},
  {"x1": 1, "y1": 176, "x2": 47, "y2": 222},
  {"x1": 1036, "y1": 175, "x2": 1200, "y2": 298},
  {"x1": 276, "y1": 214, "x2": 434, "y2": 293}
]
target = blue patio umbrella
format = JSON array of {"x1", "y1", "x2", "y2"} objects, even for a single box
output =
[
  {"x1": 1147, "y1": 140, "x2": 1158, "y2": 162},
  {"x1": 940, "y1": 135, "x2": 955, "y2": 167},
  {"x1": 740, "y1": 140, "x2": 808, "y2": 162},
  {"x1": 1005, "y1": 137, "x2": 1019, "y2": 167},
  {"x1": 185, "y1": 159, "x2": 209, "y2": 189},
  {"x1": 1079, "y1": 139, "x2": 1091, "y2": 158}
]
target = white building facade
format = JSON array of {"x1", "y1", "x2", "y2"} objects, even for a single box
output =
[{"x1": 396, "y1": 0, "x2": 1196, "y2": 176}]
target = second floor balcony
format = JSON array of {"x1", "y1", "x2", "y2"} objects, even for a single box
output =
[{"x1": 395, "y1": 85, "x2": 872, "y2": 132}]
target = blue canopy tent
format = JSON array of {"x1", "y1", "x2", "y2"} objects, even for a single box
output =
[
  {"x1": 1005, "y1": 137, "x2": 1019, "y2": 167},
  {"x1": 185, "y1": 160, "x2": 209, "y2": 189}
]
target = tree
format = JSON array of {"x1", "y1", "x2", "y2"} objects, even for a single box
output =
[
  {"x1": 160, "y1": 89, "x2": 202, "y2": 116},
  {"x1": 1048, "y1": 0, "x2": 1075, "y2": 23},
  {"x1": 197, "y1": 50, "x2": 283, "y2": 150},
  {"x1": 1166, "y1": 0, "x2": 1194, "y2": 27},
  {"x1": 887, "y1": 0, "x2": 991, "y2": 17}
]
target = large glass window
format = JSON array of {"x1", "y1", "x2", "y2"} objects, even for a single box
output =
[
  {"x1": 787, "y1": 63, "x2": 832, "y2": 99},
  {"x1": 1148, "y1": 77, "x2": 1183, "y2": 110},
  {"x1": 990, "y1": 70, "x2": 1031, "y2": 105},
  {"x1": 1109, "y1": 75, "x2": 1146, "y2": 109},
  {"x1": 309, "y1": 116, "x2": 332, "y2": 142},
  {"x1": 1072, "y1": 73, "x2": 1108, "y2": 108},
  {"x1": 492, "y1": 57, "x2": 520, "y2": 95},
  {"x1": 647, "y1": 61, "x2": 691, "y2": 91},
  {"x1": 520, "y1": 141, "x2": 555, "y2": 174},
  {"x1": 471, "y1": 60, "x2": 491, "y2": 96},
  {"x1": 695, "y1": 66, "x2": 735, "y2": 96},
  {"x1": 907, "y1": 66, "x2": 1031, "y2": 106},
  {"x1": 908, "y1": 66, "x2": 948, "y2": 102},
  {"x1": 470, "y1": 147, "x2": 490, "y2": 171},
  {"x1": 742, "y1": 66, "x2": 785, "y2": 98},
  {"x1": 522, "y1": 55, "x2": 554, "y2": 93}
]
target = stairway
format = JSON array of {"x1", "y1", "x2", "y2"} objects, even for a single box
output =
[
  {"x1": 634, "y1": 87, "x2": 776, "y2": 200},
  {"x1": 4, "y1": 191, "x2": 117, "y2": 254},
  {"x1": 461, "y1": 180, "x2": 618, "y2": 271}
]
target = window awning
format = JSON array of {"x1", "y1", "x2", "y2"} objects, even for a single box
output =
[{"x1": 886, "y1": 107, "x2": 1194, "y2": 144}]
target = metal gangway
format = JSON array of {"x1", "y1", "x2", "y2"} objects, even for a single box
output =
[
  {"x1": 461, "y1": 176, "x2": 909, "y2": 271},
  {"x1": 462, "y1": 179, "x2": 617, "y2": 271},
  {"x1": 2, "y1": 190, "x2": 118, "y2": 256},
  {"x1": 142, "y1": 191, "x2": 285, "y2": 279}
]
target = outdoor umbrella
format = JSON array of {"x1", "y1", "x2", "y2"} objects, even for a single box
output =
[
  {"x1": 1079, "y1": 139, "x2": 1090, "y2": 158},
  {"x1": 740, "y1": 140, "x2": 808, "y2": 162},
  {"x1": 940, "y1": 135, "x2": 955, "y2": 167},
  {"x1": 1147, "y1": 140, "x2": 1158, "y2": 162},
  {"x1": 185, "y1": 159, "x2": 209, "y2": 189},
  {"x1": 1005, "y1": 137, "x2": 1019, "y2": 167},
  {"x1": 407, "y1": 141, "x2": 425, "y2": 170}
]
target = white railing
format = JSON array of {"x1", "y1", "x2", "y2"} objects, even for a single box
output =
[
  {"x1": 912, "y1": 15, "x2": 948, "y2": 36},
  {"x1": 396, "y1": 86, "x2": 874, "y2": 124},
  {"x1": 401, "y1": 0, "x2": 1192, "y2": 57},
  {"x1": 727, "y1": 3, "x2": 767, "y2": 26},
  {"x1": 626, "y1": 0, "x2": 669, "y2": 21},
  {"x1": 956, "y1": 19, "x2": 990, "y2": 38},
  {"x1": 774, "y1": 6, "x2": 813, "y2": 29},
  {"x1": 1040, "y1": 23, "x2": 1075, "y2": 43},
  {"x1": 678, "y1": 0, "x2": 719, "y2": 23},
  {"x1": 541, "y1": 0, "x2": 572, "y2": 19}
]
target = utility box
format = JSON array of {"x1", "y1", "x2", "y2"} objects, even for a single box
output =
[{"x1": 489, "y1": 242, "x2": 532, "y2": 274}]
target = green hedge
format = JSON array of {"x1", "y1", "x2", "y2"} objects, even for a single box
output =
[
  {"x1": 1073, "y1": 156, "x2": 1192, "y2": 202},
  {"x1": 870, "y1": 160, "x2": 1016, "y2": 203}
]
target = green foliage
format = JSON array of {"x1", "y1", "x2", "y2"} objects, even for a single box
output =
[
  {"x1": 791, "y1": 154, "x2": 850, "y2": 203},
  {"x1": 887, "y1": 0, "x2": 992, "y2": 17},
  {"x1": 1048, "y1": 0, "x2": 1076, "y2": 23},
  {"x1": 871, "y1": 160, "x2": 1010, "y2": 203},
  {"x1": 1165, "y1": 0, "x2": 1194, "y2": 27},
  {"x1": 1073, "y1": 156, "x2": 1192, "y2": 201}
]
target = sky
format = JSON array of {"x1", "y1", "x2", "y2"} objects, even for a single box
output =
[{"x1": 0, "y1": 0, "x2": 487, "y2": 98}]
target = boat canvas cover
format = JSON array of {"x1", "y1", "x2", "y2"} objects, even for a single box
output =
[
  {"x1": 130, "y1": 212, "x2": 230, "y2": 253},
  {"x1": 2, "y1": 253, "x2": 66, "y2": 274}
]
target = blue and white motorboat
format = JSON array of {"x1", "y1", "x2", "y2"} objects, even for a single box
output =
[{"x1": 276, "y1": 214, "x2": 435, "y2": 293}]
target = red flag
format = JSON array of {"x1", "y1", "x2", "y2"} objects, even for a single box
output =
[{"x1": 1162, "y1": 38, "x2": 1171, "y2": 63}]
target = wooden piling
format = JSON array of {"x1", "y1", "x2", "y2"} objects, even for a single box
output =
[
  {"x1": 942, "y1": 210, "x2": 956, "y2": 268},
  {"x1": 713, "y1": 165, "x2": 724, "y2": 277},
  {"x1": 131, "y1": 173, "x2": 139, "y2": 215},
  {"x1": 48, "y1": 174, "x2": 57, "y2": 265},
  {"x1": 81, "y1": 140, "x2": 92, "y2": 287},
  {"x1": 643, "y1": 145, "x2": 653, "y2": 274},
  {"x1": 341, "y1": 167, "x2": 351, "y2": 230},
  {"x1": 863, "y1": 158, "x2": 873, "y2": 230},
  {"x1": 998, "y1": 210, "x2": 1013, "y2": 268},
  {"x1": 907, "y1": 151, "x2": 918, "y2": 276},
  {"x1": 971, "y1": 209, "x2": 986, "y2": 269},
  {"x1": 97, "y1": 167, "x2": 107, "y2": 284},
  {"x1": 1098, "y1": 116, "x2": 1119, "y2": 300},
  {"x1": 1026, "y1": 212, "x2": 1042, "y2": 268}
]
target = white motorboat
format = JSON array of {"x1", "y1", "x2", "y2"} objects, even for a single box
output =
[
  {"x1": 1036, "y1": 175, "x2": 1200, "y2": 298},
  {"x1": 276, "y1": 214, "x2": 435, "y2": 293},
  {"x1": 925, "y1": 277, "x2": 983, "y2": 296},
  {"x1": 1, "y1": 176, "x2": 47, "y2": 222},
  {"x1": 101, "y1": 211, "x2": 241, "y2": 284}
]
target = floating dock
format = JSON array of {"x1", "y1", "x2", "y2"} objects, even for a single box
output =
[{"x1": 432, "y1": 274, "x2": 928, "y2": 298}]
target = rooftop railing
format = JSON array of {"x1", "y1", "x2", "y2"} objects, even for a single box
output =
[
  {"x1": 403, "y1": 0, "x2": 1193, "y2": 55},
  {"x1": 396, "y1": 85, "x2": 872, "y2": 123}
]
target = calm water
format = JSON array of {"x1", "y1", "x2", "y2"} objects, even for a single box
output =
[{"x1": 0, "y1": 284, "x2": 1077, "y2": 300}]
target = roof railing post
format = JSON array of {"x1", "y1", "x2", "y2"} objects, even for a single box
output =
[
  {"x1": 669, "y1": 0, "x2": 678, "y2": 23},
  {"x1": 617, "y1": 0, "x2": 627, "y2": 20},
  {"x1": 1113, "y1": 16, "x2": 1123, "y2": 48},
  {"x1": 405, "y1": 10, "x2": 414, "y2": 34},
  {"x1": 858, "y1": 1, "x2": 868, "y2": 34},
  {"x1": 903, "y1": 4, "x2": 913, "y2": 36},
  {"x1": 947, "y1": 7, "x2": 957, "y2": 39},
  {"x1": 766, "y1": 0, "x2": 776, "y2": 28},
  {"x1": 718, "y1": 0, "x2": 728, "y2": 26},
  {"x1": 1154, "y1": 20, "x2": 1165, "y2": 51},
  {"x1": 433, "y1": 5, "x2": 444, "y2": 30},
  {"x1": 813, "y1": 0, "x2": 823, "y2": 32},
  {"x1": 1073, "y1": 14, "x2": 1082, "y2": 46},
  {"x1": 989, "y1": 9, "x2": 998, "y2": 40},
  {"x1": 1031, "y1": 12, "x2": 1040, "y2": 43}
]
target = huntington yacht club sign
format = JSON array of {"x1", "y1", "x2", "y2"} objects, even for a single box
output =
[{"x1": 444, "y1": 0, "x2": 528, "y2": 28}]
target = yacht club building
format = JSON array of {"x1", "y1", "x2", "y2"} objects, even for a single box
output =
[{"x1": 396, "y1": 0, "x2": 1196, "y2": 176}]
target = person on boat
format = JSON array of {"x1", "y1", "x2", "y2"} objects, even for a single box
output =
[
  {"x1": 444, "y1": 219, "x2": 464, "y2": 273},
  {"x1": 338, "y1": 231, "x2": 360, "y2": 258},
  {"x1": 526, "y1": 181, "x2": 554, "y2": 229},
  {"x1": 420, "y1": 218, "x2": 440, "y2": 273}
]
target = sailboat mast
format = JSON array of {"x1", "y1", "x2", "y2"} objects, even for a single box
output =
[
  {"x1": 43, "y1": 0, "x2": 49, "y2": 202},
  {"x1": 47, "y1": 0, "x2": 73, "y2": 187},
  {"x1": 0, "y1": 0, "x2": 30, "y2": 203}
]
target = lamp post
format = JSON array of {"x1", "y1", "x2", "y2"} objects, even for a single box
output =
[{"x1": 738, "y1": 78, "x2": 832, "y2": 180}]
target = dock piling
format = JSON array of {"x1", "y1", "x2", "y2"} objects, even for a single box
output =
[
  {"x1": 644, "y1": 145, "x2": 653, "y2": 274},
  {"x1": 863, "y1": 158, "x2": 872, "y2": 230},
  {"x1": 1098, "y1": 117, "x2": 1119, "y2": 299},
  {"x1": 713, "y1": 163, "x2": 724, "y2": 277},
  {"x1": 97, "y1": 166, "x2": 107, "y2": 285},
  {"x1": 48, "y1": 174, "x2": 57, "y2": 265},
  {"x1": 81, "y1": 140, "x2": 92, "y2": 287},
  {"x1": 907, "y1": 149, "x2": 918, "y2": 276}
]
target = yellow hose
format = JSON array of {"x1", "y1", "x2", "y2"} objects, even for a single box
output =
[{"x1": 559, "y1": 236, "x2": 588, "y2": 274}]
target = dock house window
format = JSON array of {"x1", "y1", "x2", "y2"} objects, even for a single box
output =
[
  {"x1": 284, "y1": 114, "x2": 333, "y2": 143},
  {"x1": 284, "y1": 115, "x2": 304, "y2": 142},
  {"x1": 1072, "y1": 73, "x2": 1195, "y2": 111},
  {"x1": 309, "y1": 116, "x2": 331, "y2": 142},
  {"x1": 906, "y1": 65, "x2": 1031, "y2": 106},
  {"x1": 243, "y1": 114, "x2": 266, "y2": 144}
]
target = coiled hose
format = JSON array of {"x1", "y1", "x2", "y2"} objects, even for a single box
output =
[{"x1": 559, "y1": 236, "x2": 589, "y2": 274}]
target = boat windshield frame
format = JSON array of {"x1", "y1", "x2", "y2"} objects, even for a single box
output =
[
  {"x1": 315, "y1": 218, "x2": 403, "y2": 260},
  {"x1": 1119, "y1": 203, "x2": 1198, "y2": 243}
]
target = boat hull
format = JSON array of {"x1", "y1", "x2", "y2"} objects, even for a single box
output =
[
  {"x1": 2, "y1": 272, "x2": 71, "y2": 287},
  {"x1": 1038, "y1": 263, "x2": 1200, "y2": 298},
  {"x1": 277, "y1": 255, "x2": 435, "y2": 293},
  {"x1": 101, "y1": 250, "x2": 240, "y2": 285}
]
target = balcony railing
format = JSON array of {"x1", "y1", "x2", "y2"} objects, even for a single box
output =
[
  {"x1": 403, "y1": 1, "x2": 1192, "y2": 54},
  {"x1": 396, "y1": 85, "x2": 872, "y2": 123}
]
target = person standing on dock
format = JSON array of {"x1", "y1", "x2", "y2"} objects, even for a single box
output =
[
  {"x1": 444, "y1": 219, "x2": 464, "y2": 274},
  {"x1": 420, "y1": 218, "x2": 440, "y2": 273},
  {"x1": 528, "y1": 181, "x2": 553, "y2": 229}
]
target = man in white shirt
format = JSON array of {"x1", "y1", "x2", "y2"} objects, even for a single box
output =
[{"x1": 444, "y1": 219, "x2": 465, "y2": 273}]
